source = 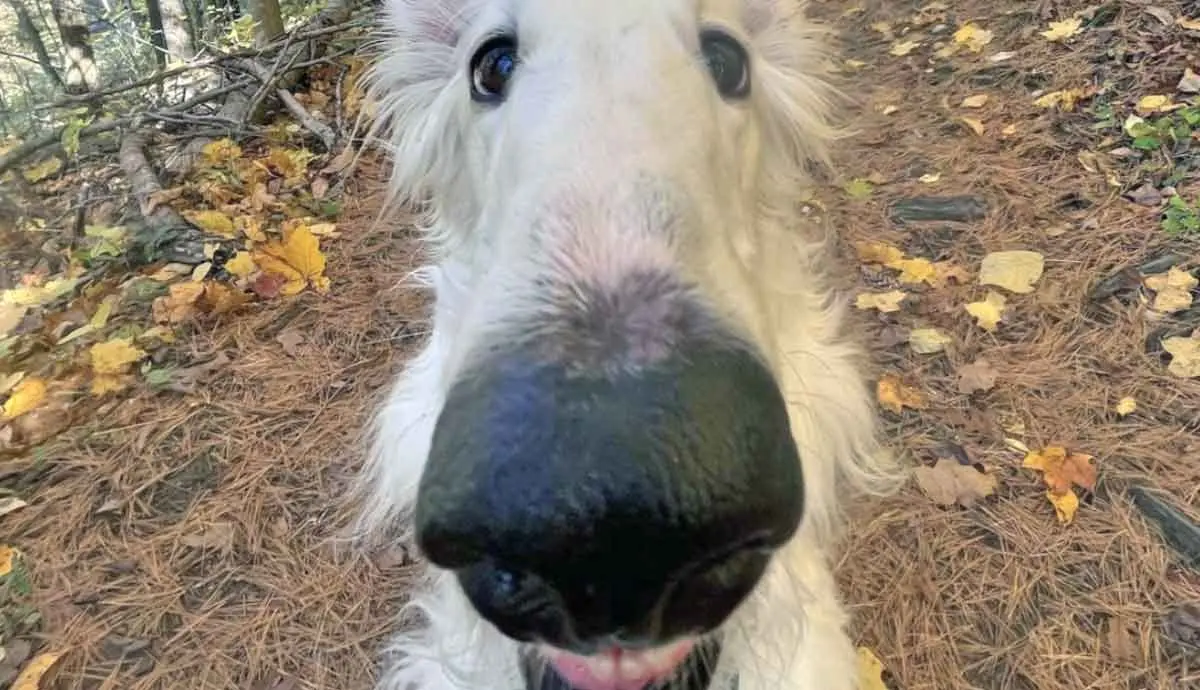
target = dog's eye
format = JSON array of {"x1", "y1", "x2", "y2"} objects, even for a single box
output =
[
  {"x1": 700, "y1": 29, "x2": 750, "y2": 99},
  {"x1": 470, "y1": 36, "x2": 519, "y2": 103}
]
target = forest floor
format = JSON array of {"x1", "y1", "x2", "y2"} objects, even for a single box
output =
[{"x1": 2, "y1": 0, "x2": 1200, "y2": 689}]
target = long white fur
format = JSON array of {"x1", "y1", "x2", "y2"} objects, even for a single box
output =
[{"x1": 353, "y1": 1, "x2": 907, "y2": 689}]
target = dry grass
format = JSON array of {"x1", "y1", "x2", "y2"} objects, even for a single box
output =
[{"x1": 4, "y1": 0, "x2": 1200, "y2": 689}]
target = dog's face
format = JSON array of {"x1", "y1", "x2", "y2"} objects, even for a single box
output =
[{"x1": 367, "y1": 1, "x2": 838, "y2": 688}]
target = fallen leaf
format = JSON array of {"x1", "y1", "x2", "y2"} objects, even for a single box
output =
[
  {"x1": 961, "y1": 94, "x2": 989, "y2": 108},
  {"x1": 180, "y1": 522, "x2": 235, "y2": 550},
  {"x1": 321, "y1": 146, "x2": 356, "y2": 175},
  {"x1": 1163, "y1": 336, "x2": 1200, "y2": 377},
  {"x1": 0, "y1": 302, "x2": 26, "y2": 338},
  {"x1": 893, "y1": 257, "x2": 938, "y2": 285},
  {"x1": 201, "y1": 138, "x2": 242, "y2": 167},
  {"x1": 843, "y1": 178, "x2": 874, "y2": 199},
  {"x1": 152, "y1": 281, "x2": 206, "y2": 324},
  {"x1": 933, "y1": 261, "x2": 971, "y2": 287},
  {"x1": 1136, "y1": 94, "x2": 1173, "y2": 116},
  {"x1": 1115, "y1": 396, "x2": 1137, "y2": 416},
  {"x1": 11, "y1": 652, "x2": 62, "y2": 690},
  {"x1": 877, "y1": 374, "x2": 926, "y2": 414},
  {"x1": 890, "y1": 40, "x2": 920, "y2": 57},
  {"x1": 914, "y1": 457, "x2": 998, "y2": 508},
  {"x1": 225, "y1": 251, "x2": 257, "y2": 279},
  {"x1": 1047, "y1": 488, "x2": 1080, "y2": 524},
  {"x1": 957, "y1": 359, "x2": 999, "y2": 394},
  {"x1": 1180, "y1": 17, "x2": 1200, "y2": 31},
  {"x1": 0, "y1": 497, "x2": 28, "y2": 518},
  {"x1": 311, "y1": 176, "x2": 330, "y2": 199},
  {"x1": 1023, "y1": 445, "x2": 1097, "y2": 524},
  {"x1": 1179, "y1": 67, "x2": 1200, "y2": 94},
  {"x1": 197, "y1": 282, "x2": 252, "y2": 315},
  {"x1": 185, "y1": 209, "x2": 237, "y2": 238},
  {"x1": 953, "y1": 22, "x2": 993, "y2": 52},
  {"x1": 909, "y1": 328, "x2": 952, "y2": 354},
  {"x1": 275, "y1": 329, "x2": 306, "y2": 356},
  {"x1": 918, "y1": 172, "x2": 941, "y2": 184},
  {"x1": 0, "y1": 544, "x2": 15, "y2": 576},
  {"x1": 979, "y1": 250, "x2": 1045, "y2": 294},
  {"x1": 857, "y1": 647, "x2": 888, "y2": 690},
  {"x1": 855, "y1": 241, "x2": 904, "y2": 265},
  {"x1": 2, "y1": 378, "x2": 47, "y2": 420},
  {"x1": 856, "y1": 290, "x2": 907, "y2": 313},
  {"x1": 1041, "y1": 17, "x2": 1082, "y2": 41},
  {"x1": 965, "y1": 290, "x2": 1008, "y2": 331},
  {"x1": 1034, "y1": 87, "x2": 1091, "y2": 111},
  {"x1": 22, "y1": 157, "x2": 62, "y2": 183},
  {"x1": 959, "y1": 117, "x2": 985, "y2": 136},
  {"x1": 1144, "y1": 266, "x2": 1197, "y2": 313},
  {"x1": 90, "y1": 338, "x2": 146, "y2": 376},
  {"x1": 252, "y1": 226, "x2": 330, "y2": 296}
]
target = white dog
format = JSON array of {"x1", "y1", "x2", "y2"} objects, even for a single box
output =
[{"x1": 354, "y1": 2, "x2": 904, "y2": 690}]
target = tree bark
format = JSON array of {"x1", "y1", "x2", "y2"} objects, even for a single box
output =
[
  {"x1": 50, "y1": 0, "x2": 98, "y2": 94},
  {"x1": 145, "y1": 0, "x2": 169, "y2": 69},
  {"x1": 246, "y1": 0, "x2": 284, "y2": 47},
  {"x1": 7, "y1": 0, "x2": 65, "y2": 88},
  {"x1": 160, "y1": 0, "x2": 195, "y2": 62}
]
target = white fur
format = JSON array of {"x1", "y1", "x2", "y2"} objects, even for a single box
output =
[{"x1": 354, "y1": 1, "x2": 906, "y2": 689}]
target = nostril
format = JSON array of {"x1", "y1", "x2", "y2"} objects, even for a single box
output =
[{"x1": 457, "y1": 562, "x2": 565, "y2": 642}]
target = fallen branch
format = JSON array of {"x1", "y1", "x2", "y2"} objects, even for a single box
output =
[{"x1": 119, "y1": 130, "x2": 209, "y2": 265}]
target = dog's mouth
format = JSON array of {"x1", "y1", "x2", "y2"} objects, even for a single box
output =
[{"x1": 525, "y1": 638, "x2": 720, "y2": 690}]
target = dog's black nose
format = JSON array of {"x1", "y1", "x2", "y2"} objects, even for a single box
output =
[{"x1": 414, "y1": 337, "x2": 804, "y2": 647}]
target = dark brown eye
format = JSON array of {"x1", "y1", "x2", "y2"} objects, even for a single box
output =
[
  {"x1": 470, "y1": 35, "x2": 519, "y2": 103},
  {"x1": 700, "y1": 29, "x2": 750, "y2": 99}
]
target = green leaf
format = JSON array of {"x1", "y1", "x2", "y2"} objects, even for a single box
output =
[
  {"x1": 1132, "y1": 136, "x2": 1162, "y2": 150},
  {"x1": 61, "y1": 116, "x2": 89, "y2": 158},
  {"x1": 843, "y1": 178, "x2": 874, "y2": 199}
]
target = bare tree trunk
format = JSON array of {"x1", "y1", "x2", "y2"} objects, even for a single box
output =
[
  {"x1": 7, "y1": 0, "x2": 65, "y2": 88},
  {"x1": 50, "y1": 0, "x2": 99, "y2": 94},
  {"x1": 246, "y1": 0, "x2": 283, "y2": 47},
  {"x1": 161, "y1": 0, "x2": 195, "y2": 61}
]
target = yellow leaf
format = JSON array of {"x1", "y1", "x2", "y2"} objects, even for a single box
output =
[
  {"x1": 1136, "y1": 94, "x2": 1173, "y2": 116},
  {"x1": 965, "y1": 290, "x2": 1007, "y2": 331},
  {"x1": 11, "y1": 652, "x2": 62, "y2": 690},
  {"x1": 978, "y1": 250, "x2": 1045, "y2": 294},
  {"x1": 855, "y1": 241, "x2": 905, "y2": 266},
  {"x1": 185, "y1": 209, "x2": 237, "y2": 238},
  {"x1": 1048, "y1": 488, "x2": 1080, "y2": 524},
  {"x1": 959, "y1": 116, "x2": 985, "y2": 135},
  {"x1": 201, "y1": 138, "x2": 243, "y2": 167},
  {"x1": 953, "y1": 22, "x2": 993, "y2": 52},
  {"x1": 90, "y1": 337, "x2": 147, "y2": 376},
  {"x1": 1115, "y1": 397, "x2": 1137, "y2": 416},
  {"x1": 2, "y1": 377, "x2": 47, "y2": 420},
  {"x1": 225, "y1": 251, "x2": 257, "y2": 278},
  {"x1": 191, "y1": 261, "x2": 213, "y2": 282},
  {"x1": 0, "y1": 544, "x2": 16, "y2": 576},
  {"x1": 90, "y1": 373, "x2": 131, "y2": 396},
  {"x1": 1041, "y1": 17, "x2": 1082, "y2": 42},
  {"x1": 89, "y1": 294, "x2": 118, "y2": 329},
  {"x1": 961, "y1": 94, "x2": 989, "y2": 108},
  {"x1": 890, "y1": 40, "x2": 920, "y2": 57},
  {"x1": 919, "y1": 172, "x2": 941, "y2": 184},
  {"x1": 1033, "y1": 88, "x2": 1091, "y2": 111},
  {"x1": 893, "y1": 257, "x2": 938, "y2": 285},
  {"x1": 1144, "y1": 267, "x2": 1197, "y2": 314},
  {"x1": 909, "y1": 327, "x2": 952, "y2": 354},
  {"x1": 844, "y1": 59, "x2": 868, "y2": 70},
  {"x1": 1023, "y1": 446, "x2": 1097, "y2": 502},
  {"x1": 306, "y1": 222, "x2": 340, "y2": 238},
  {"x1": 1163, "y1": 336, "x2": 1200, "y2": 378},
  {"x1": 877, "y1": 374, "x2": 925, "y2": 414},
  {"x1": 856, "y1": 290, "x2": 908, "y2": 313},
  {"x1": 238, "y1": 215, "x2": 268, "y2": 242},
  {"x1": 252, "y1": 226, "x2": 329, "y2": 296},
  {"x1": 857, "y1": 647, "x2": 888, "y2": 690},
  {"x1": 2, "y1": 277, "x2": 79, "y2": 307},
  {"x1": 1002, "y1": 123, "x2": 1018, "y2": 136},
  {"x1": 152, "y1": 281, "x2": 205, "y2": 324}
]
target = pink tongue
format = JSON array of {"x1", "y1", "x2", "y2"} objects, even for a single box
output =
[{"x1": 546, "y1": 642, "x2": 695, "y2": 690}]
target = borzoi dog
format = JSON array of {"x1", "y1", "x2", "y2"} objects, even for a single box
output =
[{"x1": 355, "y1": 1, "x2": 904, "y2": 689}]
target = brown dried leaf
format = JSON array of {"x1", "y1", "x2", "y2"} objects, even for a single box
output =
[
  {"x1": 877, "y1": 374, "x2": 926, "y2": 414},
  {"x1": 913, "y1": 458, "x2": 998, "y2": 508},
  {"x1": 957, "y1": 358, "x2": 999, "y2": 394}
]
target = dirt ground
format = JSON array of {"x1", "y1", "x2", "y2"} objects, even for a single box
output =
[{"x1": 3, "y1": 0, "x2": 1200, "y2": 689}]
